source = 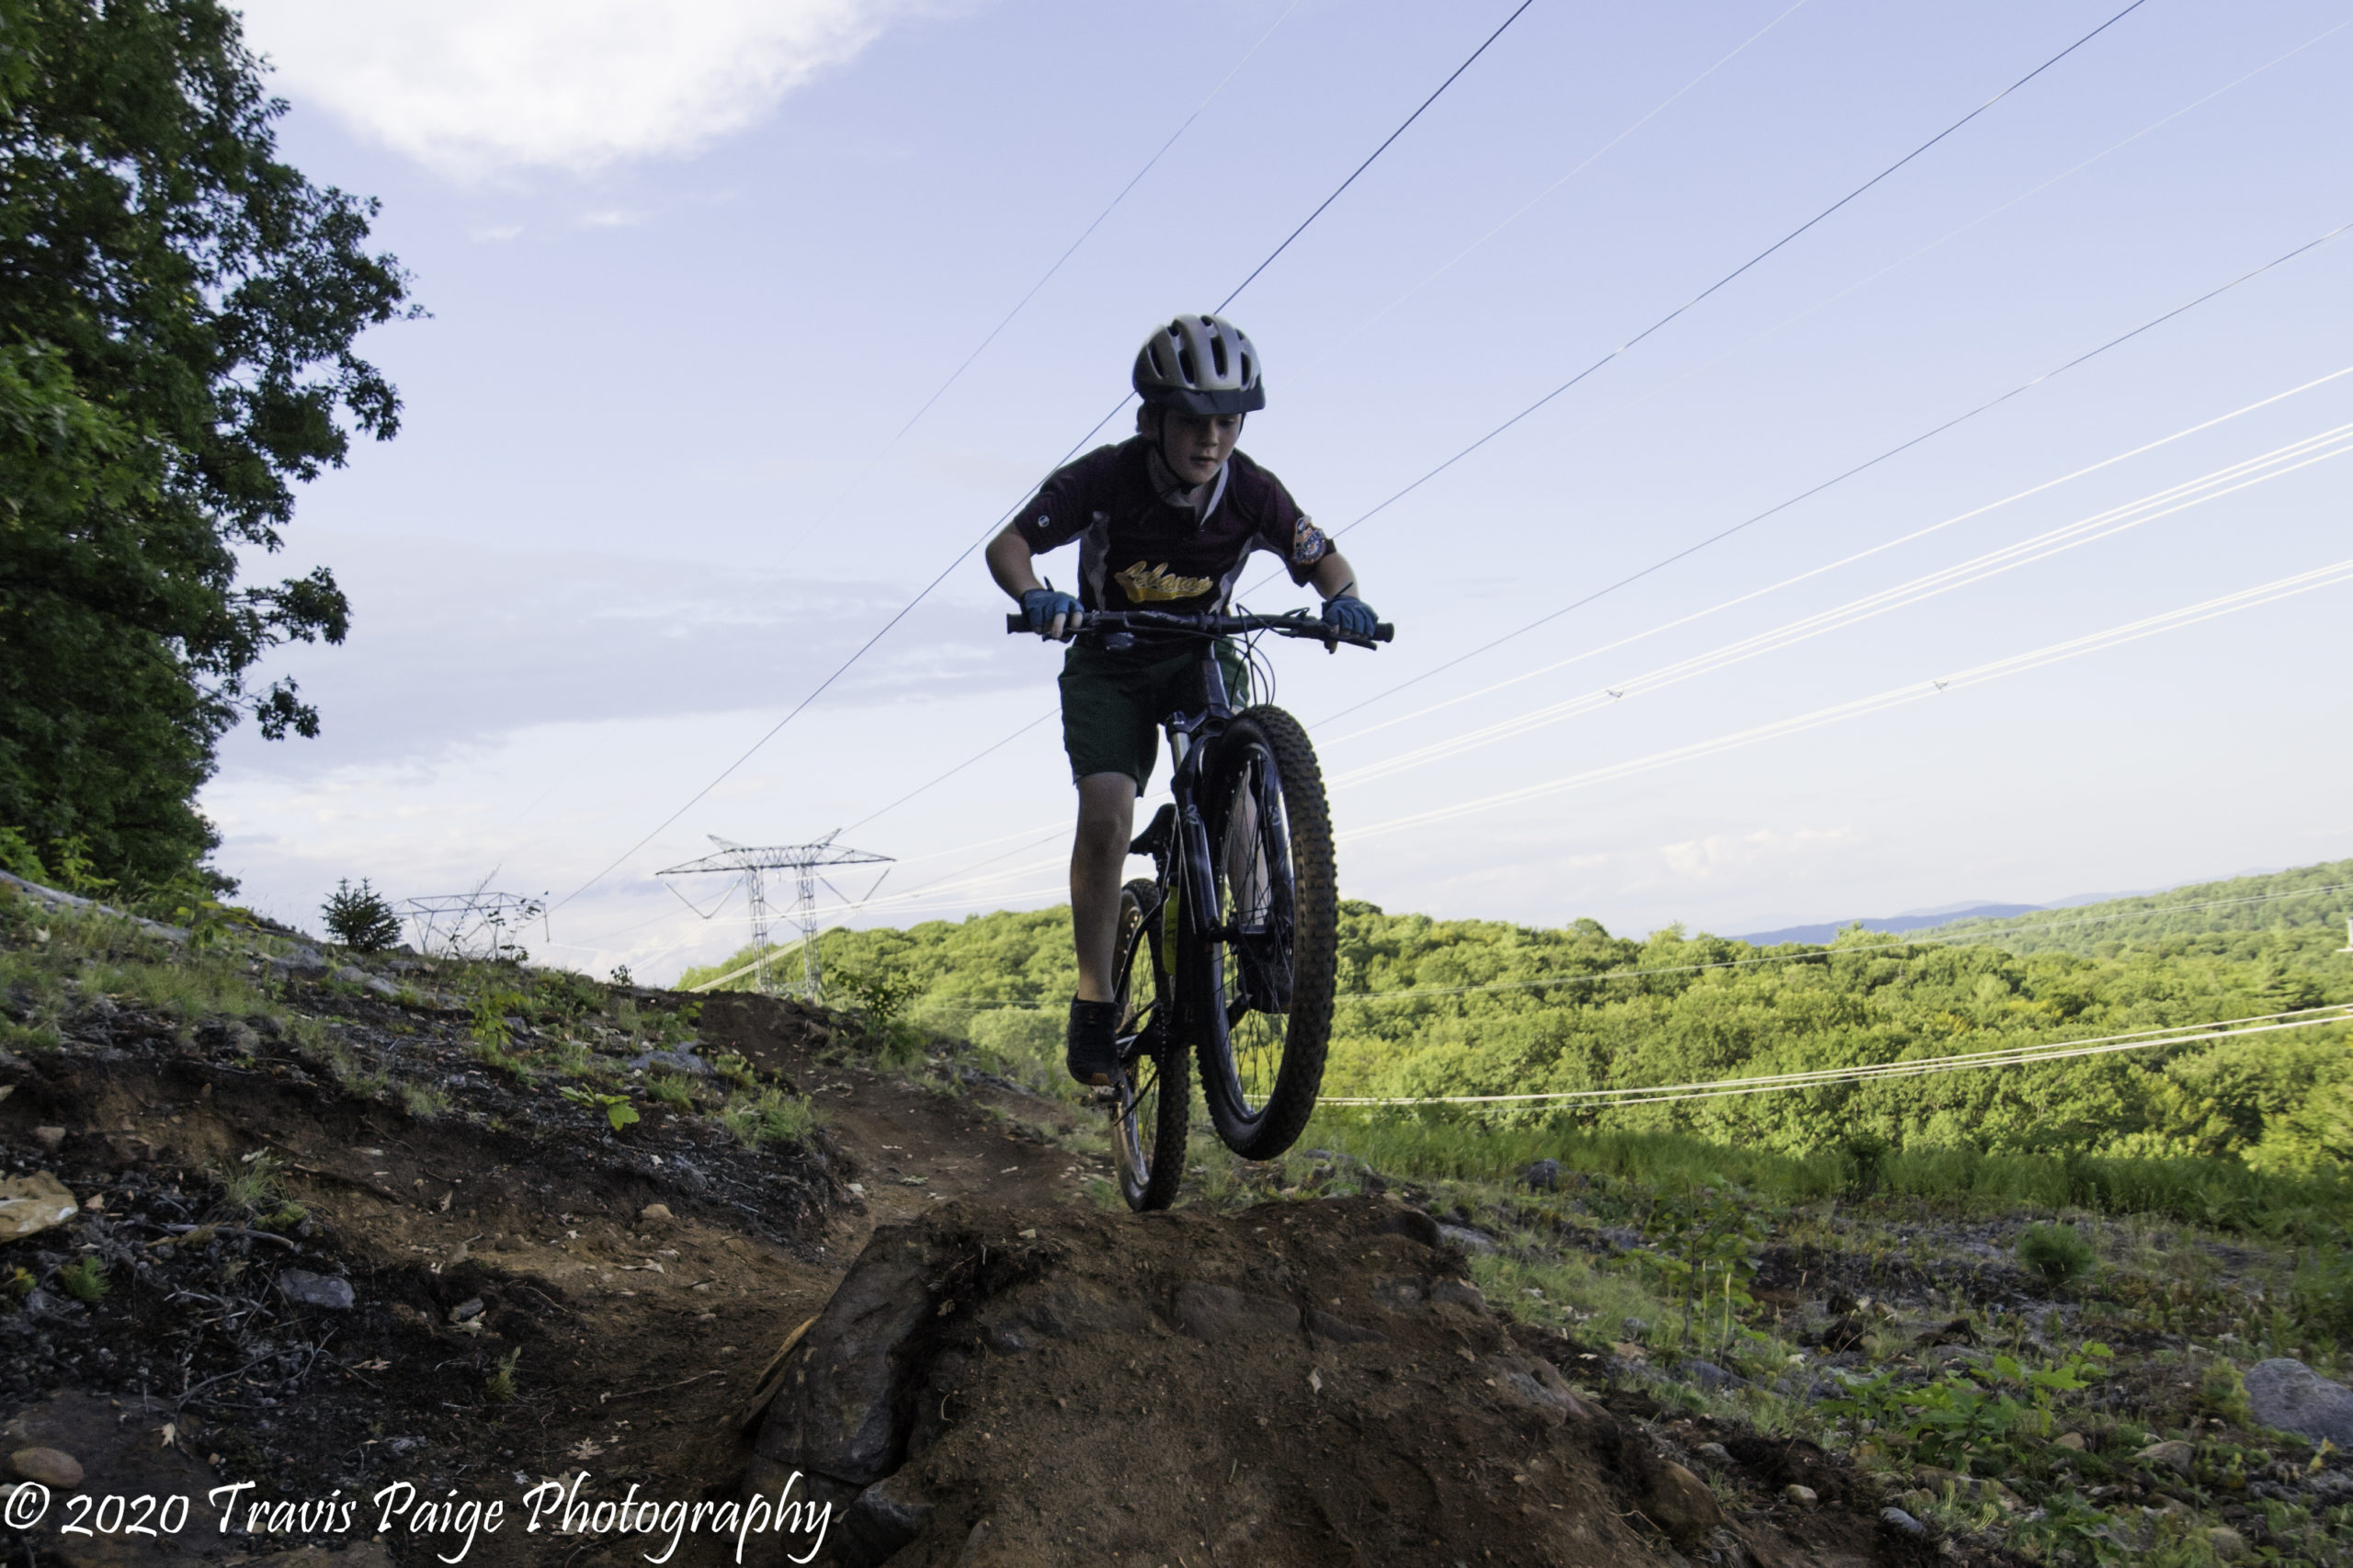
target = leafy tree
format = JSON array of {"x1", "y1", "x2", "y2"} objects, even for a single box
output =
[{"x1": 0, "y1": 0, "x2": 412, "y2": 892}]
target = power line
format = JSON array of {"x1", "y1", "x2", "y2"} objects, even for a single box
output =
[
  {"x1": 1340, "y1": 554, "x2": 2353, "y2": 844},
  {"x1": 770, "y1": 1, "x2": 1304, "y2": 564},
  {"x1": 1326, "y1": 416, "x2": 2353, "y2": 788},
  {"x1": 752, "y1": 365, "x2": 2353, "y2": 927},
  {"x1": 1212, "y1": 0, "x2": 1536, "y2": 312},
  {"x1": 1316, "y1": 0, "x2": 2156, "y2": 546},
  {"x1": 551, "y1": 0, "x2": 1540, "y2": 913},
  {"x1": 1317, "y1": 217, "x2": 2353, "y2": 726},
  {"x1": 857, "y1": 5, "x2": 2200, "y2": 848},
  {"x1": 1317, "y1": 1006, "x2": 2353, "y2": 1108}
]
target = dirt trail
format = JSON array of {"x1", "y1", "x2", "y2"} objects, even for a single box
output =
[{"x1": 4, "y1": 980, "x2": 1938, "y2": 1568}]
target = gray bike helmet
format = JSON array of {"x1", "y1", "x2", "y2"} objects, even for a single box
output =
[{"x1": 1132, "y1": 313, "x2": 1266, "y2": 415}]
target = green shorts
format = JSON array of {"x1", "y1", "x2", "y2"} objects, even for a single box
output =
[{"x1": 1059, "y1": 640, "x2": 1250, "y2": 791}]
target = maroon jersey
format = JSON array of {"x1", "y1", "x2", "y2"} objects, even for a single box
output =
[{"x1": 1014, "y1": 438, "x2": 1330, "y2": 631}]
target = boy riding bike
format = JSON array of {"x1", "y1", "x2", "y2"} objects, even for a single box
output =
[{"x1": 984, "y1": 313, "x2": 1380, "y2": 1087}]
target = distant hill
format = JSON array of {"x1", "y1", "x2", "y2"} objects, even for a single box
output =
[
  {"x1": 1740, "y1": 903, "x2": 2043, "y2": 947},
  {"x1": 1904, "y1": 858, "x2": 2353, "y2": 958}
]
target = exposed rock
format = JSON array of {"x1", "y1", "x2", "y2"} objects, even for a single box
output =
[
  {"x1": 2207, "y1": 1525, "x2": 2247, "y2": 1561},
  {"x1": 756, "y1": 1224, "x2": 948, "y2": 1487},
  {"x1": 448, "y1": 1296, "x2": 486, "y2": 1324},
  {"x1": 0, "y1": 1172, "x2": 78, "y2": 1241},
  {"x1": 1695, "y1": 1442, "x2": 1730, "y2": 1462},
  {"x1": 1376, "y1": 1205, "x2": 1441, "y2": 1248},
  {"x1": 8, "y1": 1447, "x2": 84, "y2": 1488},
  {"x1": 2053, "y1": 1431, "x2": 2086, "y2": 1450},
  {"x1": 1642, "y1": 1460, "x2": 1722, "y2": 1547},
  {"x1": 1521, "y1": 1158, "x2": 1563, "y2": 1191},
  {"x1": 1879, "y1": 1506, "x2": 1926, "y2": 1537},
  {"x1": 1438, "y1": 1222, "x2": 1497, "y2": 1254},
  {"x1": 1428, "y1": 1278, "x2": 1488, "y2": 1312},
  {"x1": 841, "y1": 1471, "x2": 934, "y2": 1565},
  {"x1": 639, "y1": 1202, "x2": 676, "y2": 1225},
  {"x1": 1489, "y1": 1355, "x2": 1589, "y2": 1424},
  {"x1": 2133, "y1": 1439, "x2": 2195, "y2": 1476},
  {"x1": 278, "y1": 1269, "x2": 356, "y2": 1311},
  {"x1": 32, "y1": 1125, "x2": 65, "y2": 1151},
  {"x1": 1677, "y1": 1359, "x2": 1746, "y2": 1393},
  {"x1": 1784, "y1": 1483, "x2": 1817, "y2": 1506},
  {"x1": 2245, "y1": 1358, "x2": 2353, "y2": 1448},
  {"x1": 1599, "y1": 1227, "x2": 1643, "y2": 1251},
  {"x1": 1174, "y1": 1281, "x2": 1298, "y2": 1343},
  {"x1": 628, "y1": 1047, "x2": 710, "y2": 1075}
]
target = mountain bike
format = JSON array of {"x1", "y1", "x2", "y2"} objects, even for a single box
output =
[{"x1": 1006, "y1": 606, "x2": 1392, "y2": 1210}]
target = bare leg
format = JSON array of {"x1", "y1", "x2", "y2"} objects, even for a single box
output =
[{"x1": 1072, "y1": 771, "x2": 1138, "y2": 1002}]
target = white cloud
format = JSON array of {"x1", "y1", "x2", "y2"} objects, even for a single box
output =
[{"x1": 235, "y1": 0, "x2": 915, "y2": 178}]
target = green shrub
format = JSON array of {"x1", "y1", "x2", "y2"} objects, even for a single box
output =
[
  {"x1": 722, "y1": 1088, "x2": 818, "y2": 1151},
  {"x1": 2017, "y1": 1223, "x2": 2097, "y2": 1288},
  {"x1": 322, "y1": 879, "x2": 403, "y2": 951}
]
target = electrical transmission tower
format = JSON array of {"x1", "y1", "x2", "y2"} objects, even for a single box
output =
[
  {"x1": 403, "y1": 887, "x2": 547, "y2": 961},
  {"x1": 657, "y1": 833, "x2": 892, "y2": 997}
]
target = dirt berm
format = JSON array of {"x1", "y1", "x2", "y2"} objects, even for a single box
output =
[{"x1": 748, "y1": 1197, "x2": 1910, "y2": 1568}]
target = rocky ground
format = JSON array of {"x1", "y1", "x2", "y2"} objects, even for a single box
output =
[{"x1": 4, "y1": 874, "x2": 2351, "y2": 1567}]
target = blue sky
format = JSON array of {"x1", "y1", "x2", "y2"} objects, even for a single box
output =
[{"x1": 211, "y1": 0, "x2": 2353, "y2": 979}]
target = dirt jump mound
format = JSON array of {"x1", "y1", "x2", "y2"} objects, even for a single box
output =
[{"x1": 747, "y1": 1196, "x2": 1913, "y2": 1568}]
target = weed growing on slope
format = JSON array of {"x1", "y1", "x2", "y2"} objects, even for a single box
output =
[{"x1": 721, "y1": 1088, "x2": 817, "y2": 1151}]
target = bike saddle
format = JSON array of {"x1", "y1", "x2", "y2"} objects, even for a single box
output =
[{"x1": 1129, "y1": 803, "x2": 1176, "y2": 858}]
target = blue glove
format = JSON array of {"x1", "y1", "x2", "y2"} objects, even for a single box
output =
[
  {"x1": 1020, "y1": 586, "x2": 1084, "y2": 637},
  {"x1": 1322, "y1": 596, "x2": 1378, "y2": 638}
]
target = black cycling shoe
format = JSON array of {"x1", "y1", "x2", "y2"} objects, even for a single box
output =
[{"x1": 1065, "y1": 998, "x2": 1122, "y2": 1086}]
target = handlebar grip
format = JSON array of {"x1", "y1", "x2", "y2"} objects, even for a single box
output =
[
  {"x1": 1006, "y1": 613, "x2": 1029, "y2": 634},
  {"x1": 1374, "y1": 623, "x2": 1394, "y2": 642}
]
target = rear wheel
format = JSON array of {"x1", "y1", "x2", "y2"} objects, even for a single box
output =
[
  {"x1": 1197, "y1": 706, "x2": 1336, "y2": 1160},
  {"x1": 1111, "y1": 878, "x2": 1188, "y2": 1210}
]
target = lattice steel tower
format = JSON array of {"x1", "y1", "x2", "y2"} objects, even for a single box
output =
[{"x1": 657, "y1": 833, "x2": 892, "y2": 997}]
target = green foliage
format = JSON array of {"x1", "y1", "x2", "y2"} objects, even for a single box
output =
[
  {"x1": 486, "y1": 1347, "x2": 520, "y2": 1403},
  {"x1": 2290, "y1": 1246, "x2": 2353, "y2": 1339},
  {"x1": 721, "y1": 1087, "x2": 817, "y2": 1151},
  {"x1": 832, "y1": 965, "x2": 921, "y2": 1033},
  {"x1": 55, "y1": 1256, "x2": 109, "y2": 1302},
  {"x1": 2018, "y1": 1223, "x2": 2099, "y2": 1288},
  {"x1": 0, "y1": 0, "x2": 412, "y2": 892},
  {"x1": 0, "y1": 825, "x2": 44, "y2": 881},
  {"x1": 752, "y1": 858, "x2": 2353, "y2": 1178},
  {"x1": 469, "y1": 983, "x2": 523, "y2": 1053},
  {"x1": 645, "y1": 1074, "x2": 696, "y2": 1108},
  {"x1": 4, "y1": 1265, "x2": 32, "y2": 1301},
  {"x1": 322, "y1": 879, "x2": 402, "y2": 951},
  {"x1": 397, "y1": 1082, "x2": 449, "y2": 1120},
  {"x1": 1844, "y1": 1130, "x2": 1893, "y2": 1197},
  {"x1": 1824, "y1": 1343, "x2": 2110, "y2": 1474},
  {"x1": 560, "y1": 1085, "x2": 639, "y2": 1131},
  {"x1": 218, "y1": 1149, "x2": 280, "y2": 1210}
]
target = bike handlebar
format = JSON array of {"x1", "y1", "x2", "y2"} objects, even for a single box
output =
[{"x1": 1004, "y1": 607, "x2": 1392, "y2": 649}]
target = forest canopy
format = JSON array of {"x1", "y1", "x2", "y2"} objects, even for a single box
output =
[
  {"x1": 0, "y1": 0, "x2": 410, "y2": 893},
  {"x1": 679, "y1": 858, "x2": 2353, "y2": 1172}
]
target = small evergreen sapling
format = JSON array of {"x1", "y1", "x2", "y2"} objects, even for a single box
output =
[{"x1": 322, "y1": 879, "x2": 403, "y2": 951}]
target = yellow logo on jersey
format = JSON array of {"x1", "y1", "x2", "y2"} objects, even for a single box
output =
[{"x1": 1113, "y1": 561, "x2": 1215, "y2": 603}]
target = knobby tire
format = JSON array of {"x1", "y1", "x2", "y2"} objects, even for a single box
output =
[
  {"x1": 1197, "y1": 705, "x2": 1336, "y2": 1160},
  {"x1": 1112, "y1": 879, "x2": 1188, "y2": 1210}
]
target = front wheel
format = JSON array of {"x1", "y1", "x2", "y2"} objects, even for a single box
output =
[
  {"x1": 1196, "y1": 705, "x2": 1336, "y2": 1160},
  {"x1": 1111, "y1": 879, "x2": 1188, "y2": 1210}
]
